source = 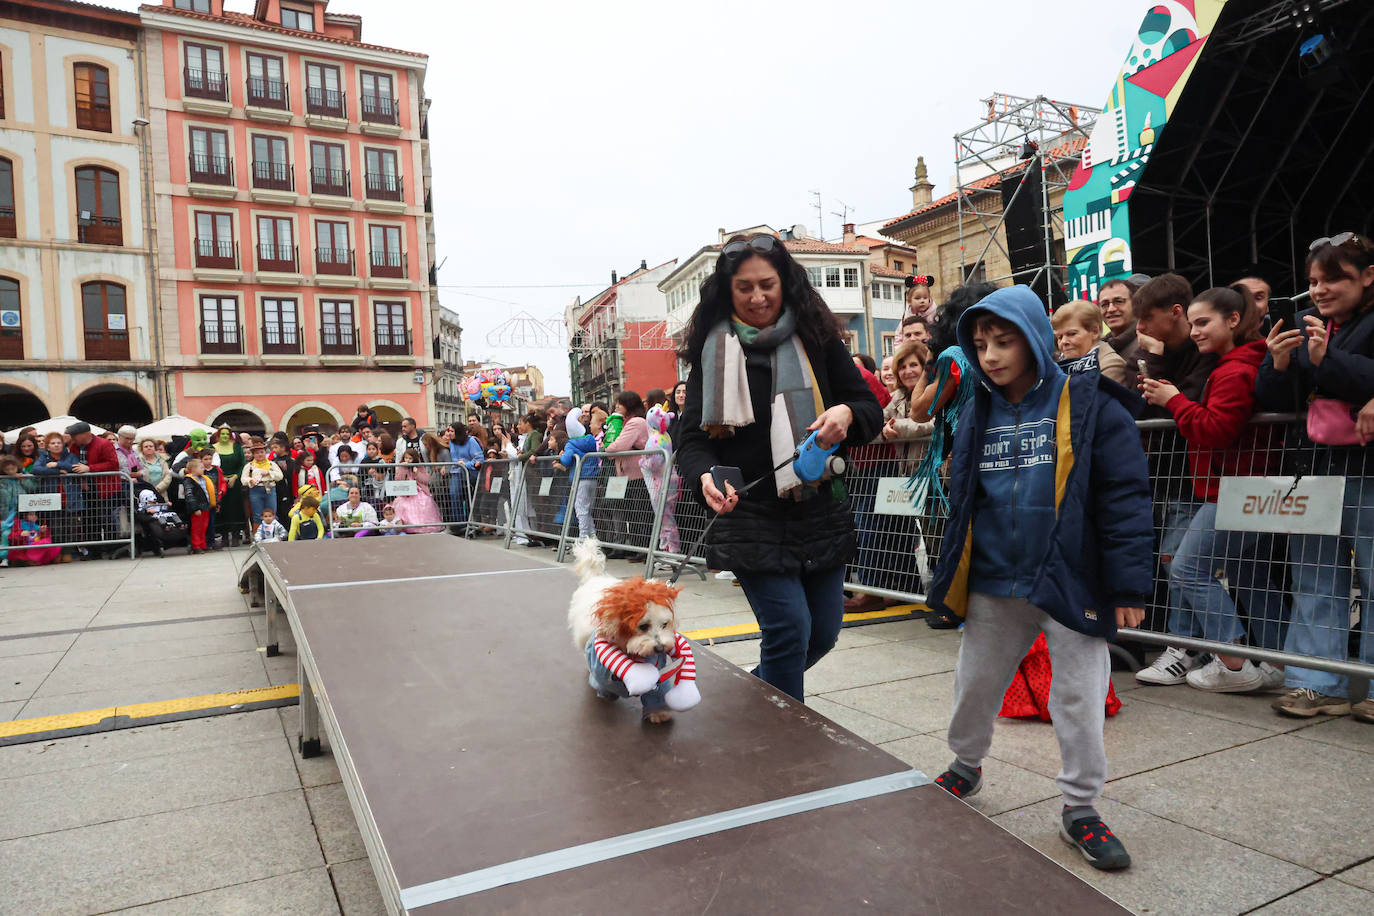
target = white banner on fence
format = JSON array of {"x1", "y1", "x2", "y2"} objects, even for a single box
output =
[
  {"x1": 603, "y1": 477, "x2": 629, "y2": 500},
  {"x1": 1215, "y1": 476, "x2": 1345, "y2": 536},
  {"x1": 384, "y1": 479, "x2": 418, "y2": 497},
  {"x1": 19, "y1": 492, "x2": 62, "y2": 512},
  {"x1": 538, "y1": 477, "x2": 553, "y2": 497},
  {"x1": 874, "y1": 477, "x2": 923, "y2": 517},
  {"x1": 490, "y1": 478, "x2": 503, "y2": 494}
]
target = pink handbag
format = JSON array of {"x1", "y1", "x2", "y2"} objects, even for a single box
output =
[{"x1": 1307, "y1": 397, "x2": 1362, "y2": 446}]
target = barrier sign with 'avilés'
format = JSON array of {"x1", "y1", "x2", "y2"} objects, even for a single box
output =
[{"x1": 1215, "y1": 476, "x2": 1345, "y2": 536}]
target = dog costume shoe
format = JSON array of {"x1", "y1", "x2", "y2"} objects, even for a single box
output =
[{"x1": 585, "y1": 635, "x2": 698, "y2": 716}]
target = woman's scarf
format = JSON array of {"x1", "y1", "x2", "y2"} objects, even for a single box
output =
[{"x1": 699, "y1": 307, "x2": 823, "y2": 497}]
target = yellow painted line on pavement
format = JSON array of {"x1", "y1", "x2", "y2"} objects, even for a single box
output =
[
  {"x1": 0, "y1": 683, "x2": 300, "y2": 740},
  {"x1": 684, "y1": 603, "x2": 929, "y2": 644}
]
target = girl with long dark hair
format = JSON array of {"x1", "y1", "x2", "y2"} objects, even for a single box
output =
[{"x1": 675, "y1": 234, "x2": 883, "y2": 700}]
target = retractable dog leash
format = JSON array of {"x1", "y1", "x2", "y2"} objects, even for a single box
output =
[{"x1": 665, "y1": 431, "x2": 843, "y2": 586}]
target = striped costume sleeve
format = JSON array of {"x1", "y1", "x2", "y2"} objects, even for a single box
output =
[
  {"x1": 593, "y1": 638, "x2": 637, "y2": 680},
  {"x1": 672, "y1": 633, "x2": 696, "y2": 682}
]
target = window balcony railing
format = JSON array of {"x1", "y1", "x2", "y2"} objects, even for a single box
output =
[
  {"x1": 360, "y1": 93, "x2": 398, "y2": 125},
  {"x1": 188, "y1": 153, "x2": 234, "y2": 186},
  {"x1": 75, "y1": 103, "x2": 112, "y2": 133},
  {"x1": 309, "y1": 166, "x2": 349, "y2": 197},
  {"x1": 194, "y1": 237, "x2": 238, "y2": 270},
  {"x1": 200, "y1": 321, "x2": 243, "y2": 355},
  {"x1": 77, "y1": 217, "x2": 122, "y2": 246},
  {"x1": 305, "y1": 86, "x2": 346, "y2": 119},
  {"x1": 262, "y1": 320, "x2": 302, "y2": 354},
  {"x1": 0, "y1": 329, "x2": 23, "y2": 360},
  {"x1": 364, "y1": 171, "x2": 403, "y2": 202},
  {"x1": 374, "y1": 326, "x2": 411, "y2": 356},
  {"x1": 315, "y1": 246, "x2": 354, "y2": 276},
  {"x1": 85, "y1": 328, "x2": 129, "y2": 361},
  {"x1": 251, "y1": 159, "x2": 294, "y2": 192},
  {"x1": 246, "y1": 76, "x2": 289, "y2": 110},
  {"x1": 321, "y1": 324, "x2": 359, "y2": 355},
  {"x1": 183, "y1": 67, "x2": 229, "y2": 101},
  {"x1": 0, "y1": 206, "x2": 15, "y2": 239},
  {"x1": 256, "y1": 241, "x2": 298, "y2": 273},
  {"x1": 369, "y1": 248, "x2": 405, "y2": 279}
]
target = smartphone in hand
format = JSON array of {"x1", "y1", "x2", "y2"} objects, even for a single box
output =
[{"x1": 710, "y1": 465, "x2": 745, "y2": 498}]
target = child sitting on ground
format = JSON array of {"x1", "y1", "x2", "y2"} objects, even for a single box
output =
[
  {"x1": 254, "y1": 507, "x2": 288, "y2": 543},
  {"x1": 925, "y1": 285, "x2": 1153, "y2": 872},
  {"x1": 13, "y1": 511, "x2": 61, "y2": 566},
  {"x1": 377, "y1": 503, "x2": 405, "y2": 535}
]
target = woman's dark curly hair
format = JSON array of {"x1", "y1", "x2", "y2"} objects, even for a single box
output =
[
  {"x1": 678, "y1": 234, "x2": 845, "y2": 363},
  {"x1": 926, "y1": 281, "x2": 1000, "y2": 363}
]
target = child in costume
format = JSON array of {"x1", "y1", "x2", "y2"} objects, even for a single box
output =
[
  {"x1": 557, "y1": 407, "x2": 602, "y2": 539},
  {"x1": 243, "y1": 439, "x2": 284, "y2": 526},
  {"x1": 638, "y1": 404, "x2": 680, "y2": 554},
  {"x1": 182, "y1": 456, "x2": 217, "y2": 553},
  {"x1": 12, "y1": 512, "x2": 61, "y2": 566},
  {"x1": 254, "y1": 507, "x2": 288, "y2": 543},
  {"x1": 288, "y1": 494, "x2": 326, "y2": 541}
]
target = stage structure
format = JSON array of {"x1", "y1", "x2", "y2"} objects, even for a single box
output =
[
  {"x1": 1065, "y1": 0, "x2": 1371, "y2": 300},
  {"x1": 954, "y1": 93, "x2": 1098, "y2": 306}
]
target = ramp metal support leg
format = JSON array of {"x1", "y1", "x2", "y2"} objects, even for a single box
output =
[
  {"x1": 298, "y1": 657, "x2": 321, "y2": 758},
  {"x1": 264, "y1": 590, "x2": 280, "y2": 657},
  {"x1": 248, "y1": 569, "x2": 264, "y2": 608}
]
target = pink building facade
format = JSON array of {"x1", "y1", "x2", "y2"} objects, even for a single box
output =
[{"x1": 142, "y1": 0, "x2": 437, "y2": 434}]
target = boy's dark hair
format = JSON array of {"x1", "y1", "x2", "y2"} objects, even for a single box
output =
[
  {"x1": 198, "y1": 448, "x2": 215, "y2": 459},
  {"x1": 900, "y1": 314, "x2": 926, "y2": 330},
  {"x1": 853, "y1": 352, "x2": 877, "y2": 372},
  {"x1": 929, "y1": 282, "x2": 999, "y2": 358},
  {"x1": 300, "y1": 495, "x2": 320, "y2": 510},
  {"x1": 971, "y1": 312, "x2": 1021, "y2": 338},
  {"x1": 260, "y1": 507, "x2": 275, "y2": 517},
  {"x1": 1134, "y1": 273, "x2": 1193, "y2": 317}
]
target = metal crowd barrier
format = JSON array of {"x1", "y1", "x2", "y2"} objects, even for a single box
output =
[
  {"x1": 466, "y1": 457, "x2": 519, "y2": 539},
  {"x1": 319, "y1": 461, "x2": 474, "y2": 539},
  {"x1": 3, "y1": 470, "x2": 136, "y2": 562}
]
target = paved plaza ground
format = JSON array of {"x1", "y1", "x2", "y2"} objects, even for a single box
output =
[{"x1": 2, "y1": 540, "x2": 1373, "y2": 914}]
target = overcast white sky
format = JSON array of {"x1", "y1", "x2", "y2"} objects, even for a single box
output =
[{"x1": 111, "y1": 0, "x2": 1147, "y2": 394}]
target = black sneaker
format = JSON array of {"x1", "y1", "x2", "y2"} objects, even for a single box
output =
[
  {"x1": 1060, "y1": 816, "x2": 1132, "y2": 870},
  {"x1": 933, "y1": 767, "x2": 981, "y2": 799},
  {"x1": 926, "y1": 609, "x2": 960, "y2": 630}
]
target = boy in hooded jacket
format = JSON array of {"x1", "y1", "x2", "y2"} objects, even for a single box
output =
[
  {"x1": 557, "y1": 407, "x2": 602, "y2": 539},
  {"x1": 926, "y1": 285, "x2": 1153, "y2": 871}
]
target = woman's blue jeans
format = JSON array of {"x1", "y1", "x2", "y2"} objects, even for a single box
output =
[
  {"x1": 1282, "y1": 474, "x2": 1374, "y2": 698},
  {"x1": 248, "y1": 486, "x2": 275, "y2": 527},
  {"x1": 1168, "y1": 501, "x2": 1288, "y2": 649},
  {"x1": 734, "y1": 565, "x2": 846, "y2": 701}
]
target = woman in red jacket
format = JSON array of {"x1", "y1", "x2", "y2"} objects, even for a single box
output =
[{"x1": 1140, "y1": 284, "x2": 1286, "y2": 693}]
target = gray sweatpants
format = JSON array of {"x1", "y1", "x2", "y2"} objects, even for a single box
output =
[{"x1": 948, "y1": 592, "x2": 1111, "y2": 807}]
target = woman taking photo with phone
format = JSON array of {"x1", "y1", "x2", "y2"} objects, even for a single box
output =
[{"x1": 675, "y1": 234, "x2": 883, "y2": 700}]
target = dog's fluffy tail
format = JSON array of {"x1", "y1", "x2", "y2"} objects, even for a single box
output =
[{"x1": 571, "y1": 536, "x2": 606, "y2": 582}]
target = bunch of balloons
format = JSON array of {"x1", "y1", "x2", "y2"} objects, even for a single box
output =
[{"x1": 462, "y1": 371, "x2": 513, "y2": 405}]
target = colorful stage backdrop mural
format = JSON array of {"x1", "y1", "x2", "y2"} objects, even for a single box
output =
[{"x1": 1064, "y1": 1, "x2": 1231, "y2": 301}]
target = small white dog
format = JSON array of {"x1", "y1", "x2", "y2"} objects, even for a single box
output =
[{"x1": 569, "y1": 537, "x2": 700, "y2": 723}]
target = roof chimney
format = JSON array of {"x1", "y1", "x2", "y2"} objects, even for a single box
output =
[
  {"x1": 910, "y1": 156, "x2": 935, "y2": 209},
  {"x1": 611, "y1": 269, "x2": 618, "y2": 285},
  {"x1": 842, "y1": 223, "x2": 856, "y2": 245},
  {"x1": 640, "y1": 259, "x2": 648, "y2": 270}
]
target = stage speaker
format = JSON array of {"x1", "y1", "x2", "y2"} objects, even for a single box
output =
[{"x1": 1000, "y1": 161, "x2": 1063, "y2": 305}]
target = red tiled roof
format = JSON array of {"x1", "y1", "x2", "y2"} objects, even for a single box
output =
[
  {"x1": 782, "y1": 238, "x2": 869, "y2": 256},
  {"x1": 883, "y1": 135, "x2": 1087, "y2": 229},
  {"x1": 9, "y1": 0, "x2": 140, "y2": 25},
  {"x1": 868, "y1": 264, "x2": 909, "y2": 279},
  {"x1": 141, "y1": 4, "x2": 428, "y2": 58}
]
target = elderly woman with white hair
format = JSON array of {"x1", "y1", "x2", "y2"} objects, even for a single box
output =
[{"x1": 113, "y1": 425, "x2": 143, "y2": 484}]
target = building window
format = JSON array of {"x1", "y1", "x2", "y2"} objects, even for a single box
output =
[
  {"x1": 75, "y1": 166, "x2": 121, "y2": 245},
  {"x1": 82, "y1": 281, "x2": 129, "y2": 360},
  {"x1": 194, "y1": 211, "x2": 235, "y2": 268},
  {"x1": 246, "y1": 53, "x2": 287, "y2": 109},
  {"x1": 281, "y1": 5, "x2": 315, "y2": 31},
  {"x1": 309, "y1": 142, "x2": 347, "y2": 195},
  {"x1": 73, "y1": 63, "x2": 112, "y2": 132},
  {"x1": 0, "y1": 51, "x2": 6, "y2": 119},
  {"x1": 360, "y1": 71, "x2": 397, "y2": 124},
  {"x1": 881, "y1": 333, "x2": 895, "y2": 357},
  {"x1": 262, "y1": 297, "x2": 300, "y2": 353},
  {"x1": 320, "y1": 299, "x2": 356, "y2": 353},
  {"x1": 0, "y1": 276, "x2": 21, "y2": 359},
  {"x1": 364, "y1": 148, "x2": 401, "y2": 200},
  {"x1": 825, "y1": 267, "x2": 840, "y2": 288},
  {"x1": 870, "y1": 281, "x2": 880, "y2": 299},
  {"x1": 199, "y1": 295, "x2": 240, "y2": 354},
  {"x1": 256, "y1": 215, "x2": 296, "y2": 272},
  {"x1": 315, "y1": 220, "x2": 352, "y2": 274},
  {"x1": 805, "y1": 266, "x2": 822, "y2": 288},
  {"x1": 369, "y1": 225, "x2": 403, "y2": 278},
  {"x1": 843, "y1": 267, "x2": 859, "y2": 288},
  {"x1": 962, "y1": 262, "x2": 986, "y2": 284},
  {"x1": 893, "y1": 260, "x2": 903, "y2": 272},
  {"x1": 374, "y1": 301, "x2": 409, "y2": 354},
  {"x1": 0, "y1": 158, "x2": 14, "y2": 239},
  {"x1": 188, "y1": 127, "x2": 232, "y2": 184},
  {"x1": 305, "y1": 62, "x2": 344, "y2": 117},
  {"x1": 841, "y1": 330, "x2": 858, "y2": 353},
  {"x1": 251, "y1": 134, "x2": 293, "y2": 190},
  {"x1": 174, "y1": 0, "x2": 212, "y2": 11},
  {"x1": 183, "y1": 43, "x2": 226, "y2": 100}
]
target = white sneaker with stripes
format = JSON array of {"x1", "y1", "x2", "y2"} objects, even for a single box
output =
[{"x1": 1135, "y1": 646, "x2": 1206, "y2": 686}]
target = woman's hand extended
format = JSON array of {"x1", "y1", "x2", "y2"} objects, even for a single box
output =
[
  {"x1": 1140, "y1": 377, "x2": 1180, "y2": 408},
  {"x1": 701, "y1": 472, "x2": 739, "y2": 514},
  {"x1": 1266, "y1": 319, "x2": 1303, "y2": 371},
  {"x1": 807, "y1": 404, "x2": 853, "y2": 449}
]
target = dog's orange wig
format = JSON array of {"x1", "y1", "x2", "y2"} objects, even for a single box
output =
[{"x1": 594, "y1": 577, "x2": 682, "y2": 643}]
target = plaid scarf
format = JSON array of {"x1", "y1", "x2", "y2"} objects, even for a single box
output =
[{"x1": 699, "y1": 307, "x2": 823, "y2": 497}]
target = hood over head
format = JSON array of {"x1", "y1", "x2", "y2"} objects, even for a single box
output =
[
  {"x1": 956, "y1": 285, "x2": 1062, "y2": 393},
  {"x1": 565, "y1": 406, "x2": 586, "y2": 439}
]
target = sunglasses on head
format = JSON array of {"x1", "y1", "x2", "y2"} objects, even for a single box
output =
[
  {"x1": 721, "y1": 236, "x2": 781, "y2": 261},
  {"x1": 1309, "y1": 231, "x2": 1371, "y2": 253}
]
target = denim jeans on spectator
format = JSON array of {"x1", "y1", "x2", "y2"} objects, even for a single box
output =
[
  {"x1": 734, "y1": 565, "x2": 846, "y2": 701},
  {"x1": 1169, "y1": 502, "x2": 1286, "y2": 646},
  {"x1": 1158, "y1": 497, "x2": 1203, "y2": 635},
  {"x1": 248, "y1": 486, "x2": 275, "y2": 527},
  {"x1": 1282, "y1": 473, "x2": 1374, "y2": 698}
]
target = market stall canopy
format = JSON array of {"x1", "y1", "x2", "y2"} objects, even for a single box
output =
[
  {"x1": 3, "y1": 416, "x2": 108, "y2": 445},
  {"x1": 135, "y1": 415, "x2": 215, "y2": 441}
]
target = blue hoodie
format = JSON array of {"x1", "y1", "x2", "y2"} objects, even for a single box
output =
[
  {"x1": 560, "y1": 436, "x2": 600, "y2": 481},
  {"x1": 956, "y1": 285, "x2": 1066, "y2": 599}
]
